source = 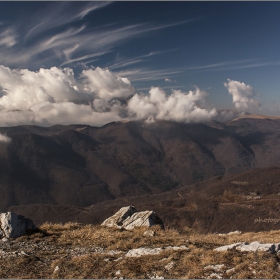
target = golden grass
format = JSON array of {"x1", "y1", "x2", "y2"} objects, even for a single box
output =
[
  {"x1": 1, "y1": 223, "x2": 280, "y2": 278},
  {"x1": 57, "y1": 224, "x2": 183, "y2": 250}
]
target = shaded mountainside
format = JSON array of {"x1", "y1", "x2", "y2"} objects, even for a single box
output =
[
  {"x1": 9, "y1": 167, "x2": 280, "y2": 234},
  {"x1": 1, "y1": 117, "x2": 280, "y2": 213}
]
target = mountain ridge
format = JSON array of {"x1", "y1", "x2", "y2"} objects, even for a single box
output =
[{"x1": 0, "y1": 117, "x2": 280, "y2": 220}]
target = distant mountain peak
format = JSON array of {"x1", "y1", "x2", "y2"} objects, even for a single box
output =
[{"x1": 230, "y1": 114, "x2": 280, "y2": 122}]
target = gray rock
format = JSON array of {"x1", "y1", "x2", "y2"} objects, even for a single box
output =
[
  {"x1": 147, "y1": 273, "x2": 164, "y2": 279},
  {"x1": 101, "y1": 206, "x2": 164, "y2": 230},
  {"x1": 164, "y1": 261, "x2": 175, "y2": 271},
  {"x1": 204, "y1": 264, "x2": 225, "y2": 272},
  {"x1": 214, "y1": 242, "x2": 248, "y2": 252},
  {"x1": 214, "y1": 241, "x2": 280, "y2": 253},
  {"x1": 125, "y1": 247, "x2": 162, "y2": 257},
  {"x1": 227, "y1": 230, "x2": 242, "y2": 235},
  {"x1": 143, "y1": 230, "x2": 155, "y2": 237},
  {"x1": 226, "y1": 268, "x2": 235, "y2": 275},
  {"x1": 0, "y1": 228, "x2": 4, "y2": 238},
  {"x1": 101, "y1": 206, "x2": 137, "y2": 228},
  {"x1": 0, "y1": 212, "x2": 36, "y2": 239},
  {"x1": 125, "y1": 245, "x2": 189, "y2": 257},
  {"x1": 218, "y1": 230, "x2": 241, "y2": 236},
  {"x1": 208, "y1": 273, "x2": 222, "y2": 279},
  {"x1": 237, "y1": 241, "x2": 280, "y2": 253},
  {"x1": 122, "y1": 211, "x2": 164, "y2": 230}
]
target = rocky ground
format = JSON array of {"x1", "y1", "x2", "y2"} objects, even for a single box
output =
[{"x1": 1, "y1": 223, "x2": 280, "y2": 279}]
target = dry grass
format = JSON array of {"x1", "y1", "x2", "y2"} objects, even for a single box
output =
[
  {"x1": 1, "y1": 223, "x2": 280, "y2": 278},
  {"x1": 57, "y1": 224, "x2": 183, "y2": 250},
  {"x1": 188, "y1": 229, "x2": 280, "y2": 246}
]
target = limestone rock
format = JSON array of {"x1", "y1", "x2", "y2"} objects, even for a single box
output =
[
  {"x1": 125, "y1": 247, "x2": 162, "y2": 257},
  {"x1": 218, "y1": 230, "x2": 241, "y2": 236},
  {"x1": 0, "y1": 212, "x2": 36, "y2": 239},
  {"x1": 227, "y1": 230, "x2": 242, "y2": 235},
  {"x1": 164, "y1": 261, "x2": 175, "y2": 271},
  {"x1": 204, "y1": 264, "x2": 225, "y2": 272},
  {"x1": 143, "y1": 230, "x2": 155, "y2": 237},
  {"x1": 101, "y1": 206, "x2": 164, "y2": 230},
  {"x1": 237, "y1": 241, "x2": 280, "y2": 253},
  {"x1": 147, "y1": 272, "x2": 164, "y2": 279},
  {"x1": 214, "y1": 241, "x2": 280, "y2": 253},
  {"x1": 208, "y1": 273, "x2": 222, "y2": 279},
  {"x1": 214, "y1": 242, "x2": 248, "y2": 252},
  {"x1": 226, "y1": 268, "x2": 235, "y2": 275},
  {"x1": 125, "y1": 245, "x2": 189, "y2": 257},
  {"x1": 122, "y1": 211, "x2": 164, "y2": 230},
  {"x1": 101, "y1": 206, "x2": 137, "y2": 228}
]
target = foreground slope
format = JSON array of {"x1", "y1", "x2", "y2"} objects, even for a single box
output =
[{"x1": 1, "y1": 223, "x2": 280, "y2": 279}]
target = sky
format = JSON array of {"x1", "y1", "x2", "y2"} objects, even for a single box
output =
[{"x1": 0, "y1": 1, "x2": 279, "y2": 127}]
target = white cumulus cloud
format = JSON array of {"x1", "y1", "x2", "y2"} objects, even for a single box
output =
[
  {"x1": 81, "y1": 67, "x2": 135, "y2": 99},
  {"x1": 0, "y1": 65, "x2": 218, "y2": 126},
  {"x1": 0, "y1": 65, "x2": 134, "y2": 126},
  {"x1": 127, "y1": 86, "x2": 217, "y2": 123},
  {"x1": 224, "y1": 79, "x2": 261, "y2": 112}
]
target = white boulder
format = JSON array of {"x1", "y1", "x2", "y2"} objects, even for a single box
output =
[
  {"x1": 122, "y1": 211, "x2": 164, "y2": 230},
  {"x1": 214, "y1": 241, "x2": 280, "y2": 253},
  {"x1": 214, "y1": 242, "x2": 248, "y2": 252},
  {"x1": 143, "y1": 230, "x2": 155, "y2": 237},
  {"x1": 125, "y1": 247, "x2": 162, "y2": 257},
  {"x1": 227, "y1": 230, "x2": 242, "y2": 235},
  {"x1": 237, "y1": 241, "x2": 280, "y2": 253},
  {"x1": 125, "y1": 245, "x2": 189, "y2": 257},
  {"x1": 204, "y1": 264, "x2": 225, "y2": 272},
  {"x1": 101, "y1": 206, "x2": 164, "y2": 230},
  {"x1": 101, "y1": 206, "x2": 137, "y2": 228},
  {"x1": 0, "y1": 212, "x2": 36, "y2": 239}
]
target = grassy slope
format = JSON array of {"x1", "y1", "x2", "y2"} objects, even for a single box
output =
[{"x1": 1, "y1": 223, "x2": 280, "y2": 279}]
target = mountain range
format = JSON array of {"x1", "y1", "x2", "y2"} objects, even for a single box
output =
[{"x1": 1, "y1": 114, "x2": 280, "y2": 232}]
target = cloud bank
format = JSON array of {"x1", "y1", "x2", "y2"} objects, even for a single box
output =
[
  {"x1": 127, "y1": 87, "x2": 217, "y2": 123},
  {"x1": 224, "y1": 79, "x2": 261, "y2": 112},
  {"x1": 0, "y1": 65, "x2": 217, "y2": 126}
]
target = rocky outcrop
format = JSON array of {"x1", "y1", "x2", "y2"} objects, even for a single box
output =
[
  {"x1": 0, "y1": 212, "x2": 36, "y2": 239},
  {"x1": 214, "y1": 241, "x2": 280, "y2": 253},
  {"x1": 122, "y1": 211, "x2": 164, "y2": 230},
  {"x1": 101, "y1": 206, "x2": 137, "y2": 228},
  {"x1": 125, "y1": 245, "x2": 189, "y2": 257},
  {"x1": 218, "y1": 230, "x2": 242, "y2": 236},
  {"x1": 101, "y1": 206, "x2": 164, "y2": 230}
]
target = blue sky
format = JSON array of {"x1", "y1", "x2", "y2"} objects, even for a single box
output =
[{"x1": 0, "y1": 2, "x2": 279, "y2": 126}]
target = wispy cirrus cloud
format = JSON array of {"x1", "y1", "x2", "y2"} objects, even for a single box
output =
[
  {"x1": 0, "y1": 2, "x2": 189, "y2": 70},
  {"x1": 185, "y1": 58, "x2": 280, "y2": 72},
  {"x1": 0, "y1": 28, "x2": 17, "y2": 47},
  {"x1": 24, "y1": 2, "x2": 112, "y2": 41},
  {"x1": 115, "y1": 68, "x2": 183, "y2": 83},
  {"x1": 107, "y1": 48, "x2": 180, "y2": 70}
]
